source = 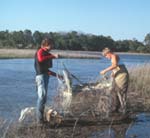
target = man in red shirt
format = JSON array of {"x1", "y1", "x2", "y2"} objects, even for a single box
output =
[{"x1": 34, "y1": 38, "x2": 60, "y2": 123}]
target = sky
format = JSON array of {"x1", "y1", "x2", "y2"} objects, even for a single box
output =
[{"x1": 0, "y1": 0, "x2": 150, "y2": 42}]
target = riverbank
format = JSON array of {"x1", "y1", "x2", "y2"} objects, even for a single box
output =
[
  {"x1": 0, "y1": 49, "x2": 150, "y2": 59},
  {"x1": 0, "y1": 49, "x2": 101, "y2": 59}
]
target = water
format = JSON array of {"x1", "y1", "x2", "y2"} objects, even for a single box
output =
[
  {"x1": 88, "y1": 113, "x2": 150, "y2": 138},
  {"x1": 126, "y1": 113, "x2": 150, "y2": 138},
  {"x1": 0, "y1": 54, "x2": 150, "y2": 136}
]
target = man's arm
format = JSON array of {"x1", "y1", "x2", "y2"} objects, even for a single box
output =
[
  {"x1": 100, "y1": 54, "x2": 118, "y2": 75},
  {"x1": 48, "y1": 70, "x2": 57, "y2": 77},
  {"x1": 37, "y1": 49, "x2": 56, "y2": 62},
  {"x1": 48, "y1": 70, "x2": 63, "y2": 79}
]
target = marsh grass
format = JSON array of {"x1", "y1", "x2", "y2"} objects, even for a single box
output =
[
  {"x1": 0, "y1": 49, "x2": 100, "y2": 59},
  {"x1": 127, "y1": 63, "x2": 150, "y2": 112},
  {"x1": 129, "y1": 64, "x2": 150, "y2": 95},
  {"x1": 0, "y1": 49, "x2": 36, "y2": 58}
]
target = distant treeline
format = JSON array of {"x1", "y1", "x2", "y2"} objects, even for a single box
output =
[{"x1": 0, "y1": 30, "x2": 150, "y2": 53}]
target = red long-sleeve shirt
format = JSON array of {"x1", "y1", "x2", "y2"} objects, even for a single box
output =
[
  {"x1": 37, "y1": 48, "x2": 56, "y2": 62},
  {"x1": 34, "y1": 47, "x2": 56, "y2": 76}
]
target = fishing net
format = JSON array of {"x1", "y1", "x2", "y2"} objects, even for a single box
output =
[
  {"x1": 53, "y1": 69, "x2": 73, "y2": 115},
  {"x1": 54, "y1": 68, "x2": 114, "y2": 120}
]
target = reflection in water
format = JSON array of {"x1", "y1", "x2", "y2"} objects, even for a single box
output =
[
  {"x1": 89, "y1": 129, "x2": 115, "y2": 138},
  {"x1": 126, "y1": 113, "x2": 150, "y2": 138},
  {"x1": 87, "y1": 122, "x2": 130, "y2": 138},
  {"x1": 87, "y1": 113, "x2": 150, "y2": 138}
]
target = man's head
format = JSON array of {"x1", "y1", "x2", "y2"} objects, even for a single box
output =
[
  {"x1": 102, "y1": 47, "x2": 112, "y2": 59},
  {"x1": 41, "y1": 38, "x2": 54, "y2": 51}
]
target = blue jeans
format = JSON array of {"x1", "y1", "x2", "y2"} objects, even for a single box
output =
[{"x1": 35, "y1": 74, "x2": 49, "y2": 122}]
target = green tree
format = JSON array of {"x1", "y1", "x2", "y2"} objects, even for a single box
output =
[
  {"x1": 12, "y1": 31, "x2": 25, "y2": 48},
  {"x1": 144, "y1": 33, "x2": 150, "y2": 46},
  {"x1": 33, "y1": 31, "x2": 43, "y2": 48},
  {"x1": 136, "y1": 46, "x2": 146, "y2": 53},
  {"x1": 24, "y1": 29, "x2": 33, "y2": 48}
]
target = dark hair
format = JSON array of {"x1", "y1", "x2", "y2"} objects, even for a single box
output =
[{"x1": 41, "y1": 38, "x2": 54, "y2": 47}]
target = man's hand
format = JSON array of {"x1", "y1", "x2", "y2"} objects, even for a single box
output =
[
  {"x1": 54, "y1": 54, "x2": 59, "y2": 58},
  {"x1": 57, "y1": 74, "x2": 64, "y2": 80},
  {"x1": 100, "y1": 70, "x2": 106, "y2": 75}
]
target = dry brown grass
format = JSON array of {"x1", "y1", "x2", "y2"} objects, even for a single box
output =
[
  {"x1": 1, "y1": 118, "x2": 130, "y2": 138},
  {"x1": 0, "y1": 49, "x2": 36, "y2": 58},
  {"x1": 129, "y1": 64, "x2": 150, "y2": 94},
  {"x1": 127, "y1": 63, "x2": 150, "y2": 112},
  {"x1": 0, "y1": 49, "x2": 101, "y2": 59},
  {"x1": 1, "y1": 49, "x2": 149, "y2": 59}
]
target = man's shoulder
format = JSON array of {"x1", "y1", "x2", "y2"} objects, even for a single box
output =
[
  {"x1": 112, "y1": 53, "x2": 119, "y2": 59},
  {"x1": 37, "y1": 48, "x2": 47, "y2": 54}
]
